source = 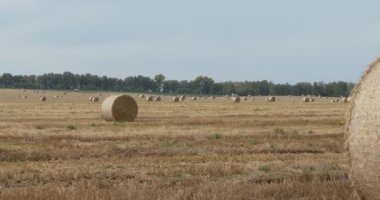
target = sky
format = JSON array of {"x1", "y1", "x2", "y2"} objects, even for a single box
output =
[{"x1": 0, "y1": 0, "x2": 380, "y2": 83}]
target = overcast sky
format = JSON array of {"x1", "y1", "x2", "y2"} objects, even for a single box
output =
[{"x1": 0, "y1": 0, "x2": 379, "y2": 83}]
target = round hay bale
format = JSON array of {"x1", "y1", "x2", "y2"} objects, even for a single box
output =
[
  {"x1": 341, "y1": 97, "x2": 348, "y2": 103},
  {"x1": 346, "y1": 58, "x2": 380, "y2": 199},
  {"x1": 233, "y1": 96, "x2": 240, "y2": 103},
  {"x1": 180, "y1": 96, "x2": 186, "y2": 101},
  {"x1": 23, "y1": 96, "x2": 28, "y2": 99},
  {"x1": 89, "y1": 96, "x2": 94, "y2": 101},
  {"x1": 92, "y1": 96, "x2": 99, "y2": 102},
  {"x1": 173, "y1": 96, "x2": 180, "y2": 102},
  {"x1": 191, "y1": 97, "x2": 198, "y2": 101},
  {"x1": 101, "y1": 95, "x2": 138, "y2": 122},
  {"x1": 243, "y1": 97, "x2": 248, "y2": 101},
  {"x1": 211, "y1": 96, "x2": 216, "y2": 100},
  {"x1": 147, "y1": 96, "x2": 154, "y2": 102},
  {"x1": 154, "y1": 96, "x2": 161, "y2": 102},
  {"x1": 267, "y1": 96, "x2": 276, "y2": 102},
  {"x1": 40, "y1": 96, "x2": 47, "y2": 102},
  {"x1": 303, "y1": 97, "x2": 310, "y2": 103}
]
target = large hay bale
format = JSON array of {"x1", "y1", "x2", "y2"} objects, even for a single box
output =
[
  {"x1": 173, "y1": 96, "x2": 180, "y2": 102},
  {"x1": 154, "y1": 96, "x2": 161, "y2": 102},
  {"x1": 267, "y1": 96, "x2": 276, "y2": 102},
  {"x1": 180, "y1": 96, "x2": 186, "y2": 101},
  {"x1": 40, "y1": 96, "x2": 47, "y2": 102},
  {"x1": 346, "y1": 58, "x2": 380, "y2": 199},
  {"x1": 191, "y1": 97, "x2": 198, "y2": 101},
  {"x1": 233, "y1": 96, "x2": 240, "y2": 103},
  {"x1": 303, "y1": 97, "x2": 310, "y2": 103},
  {"x1": 146, "y1": 96, "x2": 154, "y2": 102},
  {"x1": 92, "y1": 96, "x2": 99, "y2": 102},
  {"x1": 341, "y1": 97, "x2": 348, "y2": 103},
  {"x1": 101, "y1": 95, "x2": 138, "y2": 122}
]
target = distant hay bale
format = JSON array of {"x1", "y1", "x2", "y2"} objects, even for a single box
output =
[
  {"x1": 232, "y1": 96, "x2": 240, "y2": 103},
  {"x1": 191, "y1": 97, "x2": 198, "y2": 101},
  {"x1": 311, "y1": 98, "x2": 315, "y2": 102},
  {"x1": 89, "y1": 96, "x2": 94, "y2": 101},
  {"x1": 345, "y1": 58, "x2": 380, "y2": 199},
  {"x1": 243, "y1": 97, "x2": 248, "y2": 101},
  {"x1": 180, "y1": 96, "x2": 186, "y2": 101},
  {"x1": 23, "y1": 96, "x2": 28, "y2": 99},
  {"x1": 173, "y1": 96, "x2": 180, "y2": 102},
  {"x1": 146, "y1": 96, "x2": 154, "y2": 102},
  {"x1": 92, "y1": 96, "x2": 99, "y2": 102},
  {"x1": 303, "y1": 97, "x2": 311, "y2": 103},
  {"x1": 101, "y1": 95, "x2": 138, "y2": 122},
  {"x1": 267, "y1": 96, "x2": 276, "y2": 102},
  {"x1": 211, "y1": 96, "x2": 216, "y2": 100},
  {"x1": 40, "y1": 96, "x2": 47, "y2": 102},
  {"x1": 154, "y1": 96, "x2": 161, "y2": 102},
  {"x1": 341, "y1": 97, "x2": 348, "y2": 103}
]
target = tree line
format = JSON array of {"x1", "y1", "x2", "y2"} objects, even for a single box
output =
[{"x1": 0, "y1": 72, "x2": 355, "y2": 97}]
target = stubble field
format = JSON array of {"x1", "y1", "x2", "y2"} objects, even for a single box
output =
[{"x1": 0, "y1": 89, "x2": 355, "y2": 200}]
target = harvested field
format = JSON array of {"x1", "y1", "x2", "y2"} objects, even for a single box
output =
[{"x1": 0, "y1": 89, "x2": 355, "y2": 200}]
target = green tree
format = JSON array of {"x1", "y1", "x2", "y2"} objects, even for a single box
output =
[
  {"x1": 192, "y1": 76, "x2": 215, "y2": 94},
  {"x1": 154, "y1": 74, "x2": 166, "y2": 92}
]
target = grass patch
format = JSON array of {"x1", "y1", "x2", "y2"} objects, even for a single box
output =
[
  {"x1": 35, "y1": 125, "x2": 44, "y2": 130},
  {"x1": 250, "y1": 139, "x2": 258, "y2": 146},
  {"x1": 259, "y1": 165, "x2": 271, "y2": 173},
  {"x1": 114, "y1": 122, "x2": 125, "y2": 126},
  {"x1": 274, "y1": 128, "x2": 286, "y2": 135},
  {"x1": 269, "y1": 143, "x2": 276, "y2": 149},
  {"x1": 66, "y1": 125, "x2": 77, "y2": 131},
  {"x1": 213, "y1": 133, "x2": 222, "y2": 140}
]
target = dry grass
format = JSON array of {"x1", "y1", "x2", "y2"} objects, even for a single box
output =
[{"x1": 0, "y1": 89, "x2": 354, "y2": 200}]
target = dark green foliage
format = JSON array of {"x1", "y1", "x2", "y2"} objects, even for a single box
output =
[{"x1": 0, "y1": 72, "x2": 354, "y2": 97}]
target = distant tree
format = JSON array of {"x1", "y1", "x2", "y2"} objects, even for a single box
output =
[
  {"x1": 154, "y1": 74, "x2": 166, "y2": 92},
  {"x1": 0, "y1": 71, "x2": 355, "y2": 97},
  {"x1": 191, "y1": 76, "x2": 215, "y2": 94},
  {"x1": 162, "y1": 80, "x2": 180, "y2": 93}
]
